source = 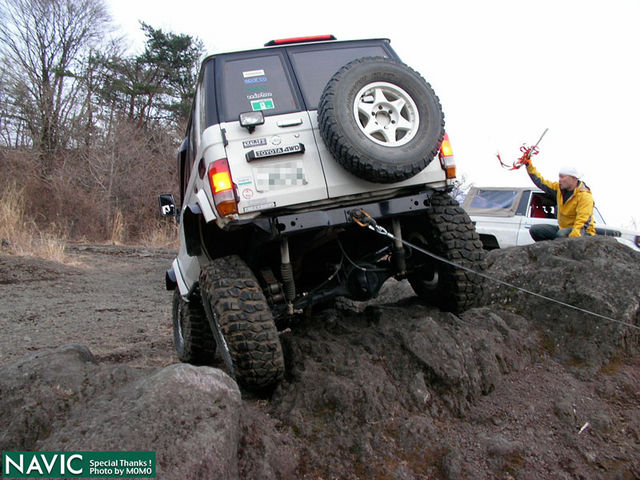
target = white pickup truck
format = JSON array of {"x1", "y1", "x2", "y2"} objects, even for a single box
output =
[{"x1": 462, "y1": 186, "x2": 640, "y2": 251}]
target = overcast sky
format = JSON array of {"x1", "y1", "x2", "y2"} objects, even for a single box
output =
[{"x1": 107, "y1": 0, "x2": 639, "y2": 227}]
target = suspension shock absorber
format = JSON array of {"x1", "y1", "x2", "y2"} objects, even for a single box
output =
[
  {"x1": 392, "y1": 218, "x2": 406, "y2": 276},
  {"x1": 280, "y1": 236, "x2": 296, "y2": 313}
]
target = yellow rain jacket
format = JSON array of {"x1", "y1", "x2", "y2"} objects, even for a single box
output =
[{"x1": 526, "y1": 163, "x2": 596, "y2": 237}]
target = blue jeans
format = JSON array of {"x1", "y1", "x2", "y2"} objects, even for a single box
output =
[{"x1": 529, "y1": 224, "x2": 576, "y2": 241}]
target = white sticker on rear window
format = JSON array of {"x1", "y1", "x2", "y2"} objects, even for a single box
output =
[
  {"x1": 243, "y1": 69, "x2": 266, "y2": 78},
  {"x1": 247, "y1": 91, "x2": 273, "y2": 100}
]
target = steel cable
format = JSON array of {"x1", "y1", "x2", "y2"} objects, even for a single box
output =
[{"x1": 366, "y1": 223, "x2": 640, "y2": 332}]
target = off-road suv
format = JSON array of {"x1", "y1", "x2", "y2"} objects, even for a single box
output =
[{"x1": 159, "y1": 35, "x2": 485, "y2": 391}]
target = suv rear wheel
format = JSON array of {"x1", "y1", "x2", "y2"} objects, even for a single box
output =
[
  {"x1": 199, "y1": 255, "x2": 285, "y2": 391},
  {"x1": 318, "y1": 56, "x2": 444, "y2": 183},
  {"x1": 406, "y1": 192, "x2": 486, "y2": 313}
]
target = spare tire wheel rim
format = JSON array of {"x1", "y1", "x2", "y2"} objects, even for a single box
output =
[{"x1": 353, "y1": 81, "x2": 419, "y2": 147}]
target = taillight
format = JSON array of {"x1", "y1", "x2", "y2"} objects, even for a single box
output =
[
  {"x1": 439, "y1": 132, "x2": 456, "y2": 179},
  {"x1": 635, "y1": 235, "x2": 640, "y2": 248},
  {"x1": 208, "y1": 159, "x2": 238, "y2": 217}
]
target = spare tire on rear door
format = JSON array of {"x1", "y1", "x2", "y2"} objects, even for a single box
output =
[{"x1": 318, "y1": 56, "x2": 444, "y2": 184}]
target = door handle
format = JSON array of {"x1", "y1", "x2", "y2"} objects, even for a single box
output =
[{"x1": 277, "y1": 118, "x2": 303, "y2": 127}]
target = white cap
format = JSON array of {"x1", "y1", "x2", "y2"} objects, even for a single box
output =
[{"x1": 558, "y1": 166, "x2": 582, "y2": 179}]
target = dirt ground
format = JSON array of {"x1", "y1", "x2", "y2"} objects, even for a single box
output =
[
  {"x1": 1, "y1": 244, "x2": 639, "y2": 479},
  {"x1": 0, "y1": 245, "x2": 178, "y2": 369}
]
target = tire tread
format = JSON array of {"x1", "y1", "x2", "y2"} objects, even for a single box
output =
[
  {"x1": 200, "y1": 256, "x2": 284, "y2": 391},
  {"x1": 407, "y1": 192, "x2": 486, "y2": 312}
]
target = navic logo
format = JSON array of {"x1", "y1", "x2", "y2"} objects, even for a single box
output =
[{"x1": 2, "y1": 452, "x2": 156, "y2": 478}]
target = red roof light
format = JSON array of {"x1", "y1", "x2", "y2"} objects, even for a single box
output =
[{"x1": 264, "y1": 35, "x2": 336, "y2": 47}]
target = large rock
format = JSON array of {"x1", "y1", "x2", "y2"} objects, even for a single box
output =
[
  {"x1": 483, "y1": 236, "x2": 640, "y2": 371},
  {"x1": 0, "y1": 344, "x2": 137, "y2": 451},
  {"x1": 0, "y1": 345, "x2": 242, "y2": 480},
  {"x1": 269, "y1": 302, "x2": 540, "y2": 477}
]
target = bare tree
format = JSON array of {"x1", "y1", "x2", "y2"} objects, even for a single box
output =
[{"x1": 0, "y1": 0, "x2": 111, "y2": 174}]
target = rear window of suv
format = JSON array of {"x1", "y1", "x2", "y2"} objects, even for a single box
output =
[
  {"x1": 210, "y1": 41, "x2": 397, "y2": 124},
  {"x1": 288, "y1": 45, "x2": 390, "y2": 109},
  {"x1": 217, "y1": 53, "x2": 299, "y2": 122}
]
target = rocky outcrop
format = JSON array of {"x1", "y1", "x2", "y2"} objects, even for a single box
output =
[
  {"x1": 1, "y1": 236, "x2": 639, "y2": 479},
  {"x1": 483, "y1": 235, "x2": 640, "y2": 372},
  {"x1": 0, "y1": 345, "x2": 242, "y2": 480},
  {"x1": 0, "y1": 301, "x2": 542, "y2": 479},
  {"x1": 263, "y1": 303, "x2": 541, "y2": 477}
]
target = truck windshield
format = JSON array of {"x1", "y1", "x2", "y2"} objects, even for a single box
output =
[{"x1": 469, "y1": 190, "x2": 518, "y2": 209}]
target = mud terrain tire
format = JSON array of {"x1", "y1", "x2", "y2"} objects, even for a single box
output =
[
  {"x1": 199, "y1": 255, "x2": 285, "y2": 391},
  {"x1": 406, "y1": 192, "x2": 486, "y2": 313},
  {"x1": 172, "y1": 290, "x2": 217, "y2": 364},
  {"x1": 318, "y1": 56, "x2": 444, "y2": 183}
]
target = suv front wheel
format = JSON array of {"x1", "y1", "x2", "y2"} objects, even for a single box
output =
[{"x1": 172, "y1": 290, "x2": 217, "y2": 364}]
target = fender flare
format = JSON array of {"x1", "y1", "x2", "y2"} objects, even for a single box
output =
[
  {"x1": 182, "y1": 190, "x2": 216, "y2": 256},
  {"x1": 182, "y1": 205, "x2": 203, "y2": 256}
]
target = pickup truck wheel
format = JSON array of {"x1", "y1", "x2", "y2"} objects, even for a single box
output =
[
  {"x1": 172, "y1": 290, "x2": 216, "y2": 364},
  {"x1": 406, "y1": 192, "x2": 486, "y2": 313},
  {"x1": 199, "y1": 255, "x2": 285, "y2": 391},
  {"x1": 318, "y1": 56, "x2": 444, "y2": 183}
]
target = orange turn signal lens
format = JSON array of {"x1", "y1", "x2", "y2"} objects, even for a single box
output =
[
  {"x1": 439, "y1": 132, "x2": 456, "y2": 179},
  {"x1": 445, "y1": 165, "x2": 457, "y2": 179}
]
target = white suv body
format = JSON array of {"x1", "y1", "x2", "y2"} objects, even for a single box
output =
[
  {"x1": 159, "y1": 36, "x2": 485, "y2": 390},
  {"x1": 171, "y1": 39, "x2": 451, "y2": 295}
]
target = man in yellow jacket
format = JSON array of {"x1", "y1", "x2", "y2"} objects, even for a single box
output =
[{"x1": 526, "y1": 162, "x2": 596, "y2": 241}]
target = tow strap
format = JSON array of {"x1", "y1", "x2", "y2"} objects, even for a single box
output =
[{"x1": 350, "y1": 210, "x2": 640, "y2": 332}]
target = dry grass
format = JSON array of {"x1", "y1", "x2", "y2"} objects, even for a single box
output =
[
  {"x1": 109, "y1": 209, "x2": 126, "y2": 245},
  {"x1": 0, "y1": 182, "x2": 67, "y2": 261},
  {"x1": 139, "y1": 219, "x2": 179, "y2": 249},
  {"x1": 1, "y1": 129, "x2": 179, "y2": 250}
]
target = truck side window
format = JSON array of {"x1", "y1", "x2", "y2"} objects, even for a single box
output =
[{"x1": 529, "y1": 193, "x2": 556, "y2": 219}]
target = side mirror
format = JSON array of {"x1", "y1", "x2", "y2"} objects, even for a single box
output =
[
  {"x1": 158, "y1": 193, "x2": 177, "y2": 218},
  {"x1": 239, "y1": 111, "x2": 264, "y2": 133}
]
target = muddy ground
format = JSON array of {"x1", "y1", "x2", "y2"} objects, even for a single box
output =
[
  {"x1": 1, "y1": 240, "x2": 639, "y2": 479},
  {"x1": 0, "y1": 245, "x2": 177, "y2": 369}
]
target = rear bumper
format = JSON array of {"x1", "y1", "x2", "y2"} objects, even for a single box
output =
[{"x1": 251, "y1": 189, "x2": 438, "y2": 235}]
